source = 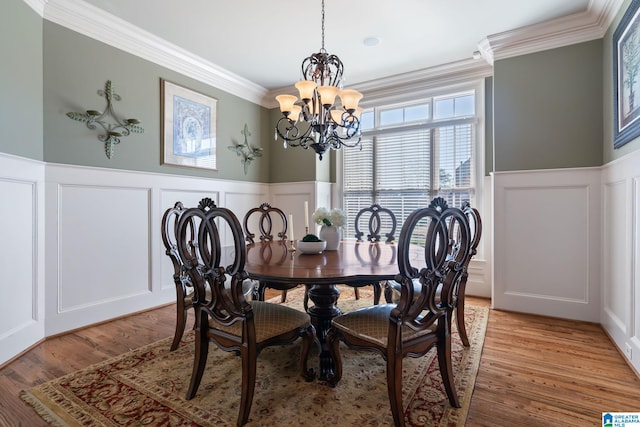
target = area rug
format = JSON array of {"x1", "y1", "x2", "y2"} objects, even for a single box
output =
[{"x1": 20, "y1": 286, "x2": 488, "y2": 426}]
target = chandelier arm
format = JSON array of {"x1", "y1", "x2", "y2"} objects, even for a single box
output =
[
  {"x1": 333, "y1": 118, "x2": 361, "y2": 136},
  {"x1": 275, "y1": 117, "x2": 313, "y2": 146}
]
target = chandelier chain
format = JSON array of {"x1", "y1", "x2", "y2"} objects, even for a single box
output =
[{"x1": 321, "y1": 0, "x2": 325, "y2": 51}]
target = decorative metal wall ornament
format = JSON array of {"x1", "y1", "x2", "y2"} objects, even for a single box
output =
[
  {"x1": 228, "y1": 123, "x2": 262, "y2": 174},
  {"x1": 274, "y1": 0, "x2": 363, "y2": 160},
  {"x1": 66, "y1": 80, "x2": 144, "y2": 159}
]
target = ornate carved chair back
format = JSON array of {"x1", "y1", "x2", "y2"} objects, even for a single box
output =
[
  {"x1": 244, "y1": 202, "x2": 294, "y2": 302},
  {"x1": 461, "y1": 201, "x2": 483, "y2": 263},
  {"x1": 176, "y1": 200, "x2": 249, "y2": 322},
  {"x1": 354, "y1": 203, "x2": 397, "y2": 243},
  {"x1": 394, "y1": 199, "x2": 470, "y2": 319},
  {"x1": 446, "y1": 200, "x2": 482, "y2": 346},
  {"x1": 350, "y1": 203, "x2": 397, "y2": 303},
  {"x1": 243, "y1": 202, "x2": 288, "y2": 244},
  {"x1": 161, "y1": 200, "x2": 200, "y2": 351}
]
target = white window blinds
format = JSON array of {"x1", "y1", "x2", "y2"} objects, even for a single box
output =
[{"x1": 342, "y1": 90, "x2": 477, "y2": 240}]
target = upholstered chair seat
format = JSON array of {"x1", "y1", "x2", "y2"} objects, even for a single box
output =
[
  {"x1": 208, "y1": 300, "x2": 311, "y2": 342},
  {"x1": 331, "y1": 304, "x2": 436, "y2": 347}
]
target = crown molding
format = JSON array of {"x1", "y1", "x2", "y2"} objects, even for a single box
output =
[
  {"x1": 264, "y1": 59, "x2": 494, "y2": 109},
  {"x1": 41, "y1": 0, "x2": 269, "y2": 106},
  {"x1": 479, "y1": 0, "x2": 624, "y2": 65},
  {"x1": 23, "y1": 0, "x2": 47, "y2": 15},
  {"x1": 29, "y1": 0, "x2": 625, "y2": 109}
]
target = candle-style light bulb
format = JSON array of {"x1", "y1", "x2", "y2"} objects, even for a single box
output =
[
  {"x1": 288, "y1": 214, "x2": 295, "y2": 242},
  {"x1": 304, "y1": 201, "x2": 309, "y2": 232}
]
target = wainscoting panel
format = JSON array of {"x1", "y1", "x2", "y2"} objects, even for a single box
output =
[
  {"x1": 493, "y1": 168, "x2": 601, "y2": 322},
  {"x1": 57, "y1": 184, "x2": 152, "y2": 312},
  {"x1": 602, "y1": 180, "x2": 630, "y2": 334},
  {"x1": 0, "y1": 154, "x2": 45, "y2": 366},
  {"x1": 601, "y1": 149, "x2": 640, "y2": 374}
]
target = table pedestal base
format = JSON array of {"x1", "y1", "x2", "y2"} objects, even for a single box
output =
[{"x1": 306, "y1": 284, "x2": 342, "y2": 381}]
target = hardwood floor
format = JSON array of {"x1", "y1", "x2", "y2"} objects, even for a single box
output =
[{"x1": 1, "y1": 292, "x2": 639, "y2": 426}]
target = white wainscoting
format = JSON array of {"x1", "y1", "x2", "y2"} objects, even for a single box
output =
[
  {"x1": 44, "y1": 163, "x2": 269, "y2": 336},
  {"x1": 601, "y1": 149, "x2": 640, "y2": 374},
  {"x1": 4, "y1": 152, "x2": 637, "y2": 373},
  {"x1": 0, "y1": 154, "x2": 45, "y2": 365},
  {"x1": 493, "y1": 167, "x2": 602, "y2": 322}
]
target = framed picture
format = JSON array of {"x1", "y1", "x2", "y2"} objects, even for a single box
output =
[
  {"x1": 614, "y1": 0, "x2": 640, "y2": 149},
  {"x1": 161, "y1": 79, "x2": 217, "y2": 169}
]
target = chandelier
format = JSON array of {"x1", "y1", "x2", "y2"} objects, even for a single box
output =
[{"x1": 274, "y1": 0, "x2": 363, "y2": 160}]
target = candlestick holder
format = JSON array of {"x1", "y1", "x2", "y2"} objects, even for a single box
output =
[
  {"x1": 305, "y1": 226, "x2": 309, "y2": 235},
  {"x1": 288, "y1": 239, "x2": 296, "y2": 253},
  {"x1": 66, "y1": 80, "x2": 144, "y2": 159}
]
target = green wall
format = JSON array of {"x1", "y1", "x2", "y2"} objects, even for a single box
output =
[
  {"x1": 493, "y1": 40, "x2": 603, "y2": 172},
  {"x1": 0, "y1": 0, "x2": 43, "y2": 160},
  {"x1": 8, "y1": 0, "x2": 637, "y2": 181},
  {"x1": 43, "y1": 22, "x2": 270, "y2": 183},
  {"x1": 485, "y1": 77, "x2": 494, "y2": 175},
  {"x1": 603, "y1": 0, "x2": 640, "y2": 163}
]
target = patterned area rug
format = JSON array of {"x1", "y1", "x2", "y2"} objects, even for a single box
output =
[{"x1": 20, "y1": 286, "x2": 488, "y2": 426}]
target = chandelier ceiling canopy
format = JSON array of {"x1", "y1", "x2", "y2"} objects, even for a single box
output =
[{"x1": 274, "y1": 0, "x2": 363, "y2": 160}]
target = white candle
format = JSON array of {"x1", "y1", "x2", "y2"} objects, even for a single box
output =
[
  {"x1": 304, "y1": 201, "x2": 309, "y2": 230},
  {"x1": 288, "y1": 214, "x2": 294, "y2": 241}
]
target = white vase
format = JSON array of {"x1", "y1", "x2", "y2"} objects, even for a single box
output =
[{"x1": 319, "y1": 225, "x2": 341, "y2": 250}]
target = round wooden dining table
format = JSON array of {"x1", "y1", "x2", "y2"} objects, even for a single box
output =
[{"x1": 245, "y1": 240, "x2": 399, "y2": 380}]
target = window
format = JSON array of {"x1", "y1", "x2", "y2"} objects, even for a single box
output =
[{"x1": 342, "y1": 87, "x2": 482, "y2": 240}]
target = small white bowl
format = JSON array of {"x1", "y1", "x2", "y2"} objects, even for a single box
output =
[{"x1": 296, "y1": 240, "x2": 326, "y2": 254}]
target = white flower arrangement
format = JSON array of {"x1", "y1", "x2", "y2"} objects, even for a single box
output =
[{"x1": 312, "y1": 207, "x2": 346, "y2": 227}]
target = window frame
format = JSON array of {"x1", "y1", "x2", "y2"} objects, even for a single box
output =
[{"x1": 336, "y1": 79, "x2": 485, "y2": 247}]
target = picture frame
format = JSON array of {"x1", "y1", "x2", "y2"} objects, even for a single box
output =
[
  {"x1": 161, "y1": 79, "x2": 218, "y2": 170},
  {"x1": 613, "y1": 0, "x2": 640, "y2": 149}
]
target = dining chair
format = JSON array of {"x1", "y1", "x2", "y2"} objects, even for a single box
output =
[
  {"x1": 243, "y1": 202, "x2": 297, "y2": 302},
  {"x1": 383, "y1": 199, "x2": 482, "y2": 347},
  {"x1": 176, "y1": 201, "x2": 316, "y2": 427},
  {"x1": 351, "y1": 203, "x2": 398, "y2": 303},
  {"x1": 450, "y1": 200, "x2": 482, "y2": 346},
  {"x1": 162, "y1": 198, "x2": 254, "y2": 351},
  {"x1": 326, "y1": 200, "x2": 472, "y2": 427}
]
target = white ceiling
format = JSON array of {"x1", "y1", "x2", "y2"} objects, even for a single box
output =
[{"x1": 76, "y1": 0, "x2": 596, "y2": 91}]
